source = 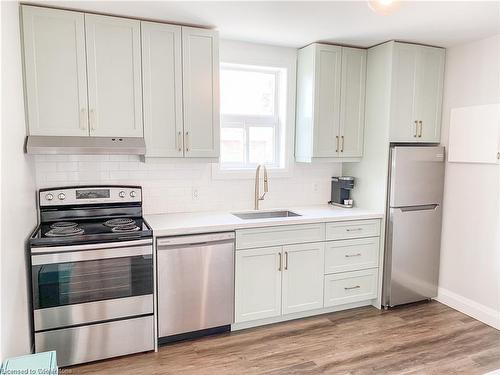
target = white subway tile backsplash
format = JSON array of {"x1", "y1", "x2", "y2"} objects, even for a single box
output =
[{"x1": 35, "y1": 155, "x2": 341, "y2": 214}]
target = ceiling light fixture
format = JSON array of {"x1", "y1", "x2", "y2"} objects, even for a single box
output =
[{"x1": 368, "y1": 0, "x2": 400, "y2": 15}]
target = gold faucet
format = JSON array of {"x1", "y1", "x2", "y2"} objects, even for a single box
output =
[{"x1": 254, "y1": 164, "x2": 269, "y2": 210}]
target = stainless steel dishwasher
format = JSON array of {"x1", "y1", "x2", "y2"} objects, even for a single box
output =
[{"x1": 157, "y1": 232, "x2": 235, "y2": 342}]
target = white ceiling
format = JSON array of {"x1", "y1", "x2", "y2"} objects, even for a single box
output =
[{"x1": 37, "y1": 1, "x2": 500, "y2": 48}]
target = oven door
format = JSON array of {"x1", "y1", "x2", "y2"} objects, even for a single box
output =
[{"x1": 31, "y1": 239, "x2": 153, "y2": 331}]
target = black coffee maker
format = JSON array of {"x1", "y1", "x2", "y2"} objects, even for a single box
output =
[{"x1": 330, "y1": 176, "x2": 355, "y2": 208}]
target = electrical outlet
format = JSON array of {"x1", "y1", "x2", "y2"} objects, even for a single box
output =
[{"x1": 192, "y1": 187, "x2": 199, "y2": 200}]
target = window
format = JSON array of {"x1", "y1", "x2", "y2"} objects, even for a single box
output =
[{"x1": 219, "y1": 63, "x2": 285, "y2": 170}]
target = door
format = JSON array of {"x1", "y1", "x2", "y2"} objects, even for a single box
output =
[
  {"x1": 389, "y1": 146, "x2": 445, "y2": 207},
  {"x1": 339, "y1": 47, "x2": 366, "y2": 157},
  {"x1": 22, "y1": 6, "x2": 89, "y2": 136},
  {"x1": 235, "y1": 247, "x2": 282, "y2": 323},
  {"x1": 142, "y1": 22, "x2": 183, "y2": 157},
  {"x1": 313, "y1": 44, "x2": 342, "y2": 157},
  {"x1": 384, "y1": 205, "x2": 442, "y2": 306},
  {"x1": 415, "y1": 46, "x2": 445, "y2": 142},
  {"x1": 282, "y1": 242, "x2": 324, "y2": 315},
  {"x1": 157, "y1": 234, "x2": 234, "y2": 337},
  {"x1": 389, "y1": 43, "x2": 419, "y2": 142},
  {"x1": 85, "y1": 14, "x2": 143, "y2": 137},
  {"x1": 182, "y1": 27, "x2": 220, "y2": 157}
]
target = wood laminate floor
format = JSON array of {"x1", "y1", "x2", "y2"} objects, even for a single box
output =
[{"x1": 72, "y1": 301, "x2": 500, "y2": 374}]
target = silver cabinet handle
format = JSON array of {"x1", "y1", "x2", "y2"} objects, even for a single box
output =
[
  {"x1": 79, "y1": 108, "x2": 87, "y2": 130},
  {"x1": 346, "y1": 228, "x2": 363, "y2": 232},
  {"x1": 177, "y1": 131, "x2": 182, "y2": 152},
  {"x1": 345, "y1": 253, "x2": 362, "y2": 258},
  {"x1": 284, "y1": 251, "x2": 288, "y2": 270},
  {"x1": 341, "y1": 136, "x2": 344, "y2": 153},
  {"x1": 185, "y1": 131, "x2": 190, "y2": 152},
  {"x1": 497, "y1": 152, "x2": 500, "y2": 160},
  {"x1": 418, "y1": 121, "x2": 423, "y2": 138},
  {"x1": 413, "y1": 120, "x2": 418, "y2": 137},
  {"x1": 344, "y1": 285, "x2": 361, "y2": 291},
  {"x1": 335, "y1": 136, "x2": 339, "y2": 153},
  {"x1": 90, "y1": 109, "x2": 96, "y2": 131},
  {"x1": 278, "y1": 252, "x2": 282, "y2": 271}
]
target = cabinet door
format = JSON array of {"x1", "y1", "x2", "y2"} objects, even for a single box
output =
[
  {"x1": 235, "y1": 247, "x2": 282, "y2": 323},
  {"x1": 142, "y1": 22, "x2": 183, "y2": 157},
  {"x1": 85, "y1": 15, "x2": 143, "y2": 137},
  {"x1": 22, "y1": 6, "x2": 88, "y2": 136},
  {"x1": 282, "y1": 242, "x2": 324, "y2": 315},
  {"x1": 313, "y1": 44, "x2": 342, "y2": 157},
  {"x1": 339, "y1": 48, "x2": 366, "y2": 157},
  {"x1": 182, "y1": 27, "x2": 220, "y2": 157},
  {"x1": 415, "y1": 46, "x2": 445, "y2": 142},
  {"x1": 390, "y1": 43, "x2": 419, "y2": 142}
]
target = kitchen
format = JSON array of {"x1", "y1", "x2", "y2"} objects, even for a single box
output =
[{"x1": 1, "y1": 0, "x2": 500, "y2": 374}]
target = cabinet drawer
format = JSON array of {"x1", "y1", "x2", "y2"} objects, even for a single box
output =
[
  {"x1": 324, "y1": 269, "x2": 378, "y2": 307},
  {"x1": 236, "y1": 223, "x2": 325, "y2": 250},
  {"x1": 326, "y1": 219, "x2": 380, "y2": 240},
  {"x1": 325, "y1": 237, "x2": 380, "y2": 274}
]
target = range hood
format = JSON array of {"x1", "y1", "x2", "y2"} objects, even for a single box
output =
[{"x1": 26, "y1": 136, "x2": 146, "y2": 155}]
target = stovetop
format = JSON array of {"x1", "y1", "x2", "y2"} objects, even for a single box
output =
[{"x1": 30, "y1": 217, "x2": 152, "y2": 247}]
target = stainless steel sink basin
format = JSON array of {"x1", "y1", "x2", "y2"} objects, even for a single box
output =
[{"x1": 232, "y1": 210, "x2": 301, "y2": 220}]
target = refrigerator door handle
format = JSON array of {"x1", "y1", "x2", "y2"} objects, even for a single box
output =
[{"x1": 396, "y1": 204, "x2": 439, "y2": 212}]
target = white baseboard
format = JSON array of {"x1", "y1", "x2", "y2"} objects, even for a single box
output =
[{"x1": 436, "y1": 287, "x2": 500, "y2": 330}]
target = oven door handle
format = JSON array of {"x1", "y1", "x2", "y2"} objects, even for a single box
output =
[
  {"x1": 32, "y1": 245, "x2": 152, "y2": 265},
  {"x1": 31, "y1": 239, "x2": 152, "y2": 254}
]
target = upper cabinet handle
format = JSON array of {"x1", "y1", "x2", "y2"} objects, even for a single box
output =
[
  {"x1": 80, "y1": 108, "x2": 87, "y2": 130},
  {"x1": 418, "y1": 121, "x2": 423, "y2": 138},
  {"x1": 341, "y1": 136, "x2": 344, "y2": 152},
  {"x1": 177, "y1": 131, "x2": 182, "y2": 152},
  {"x1": 90, "y1": 109, "x2": 96, "y2": 131},
  {"x1": 284, "y1": 251, "x2": 288, "y2": 270},
  {"x1": 185, "y1": 131, "x2": 190, "y2": 152},
  {"x1": 413, "y1": 121, "x2": 418, "y2": 138},
  {"x1": 336, "y1": 136, "x2": 339, "y2": 153}
]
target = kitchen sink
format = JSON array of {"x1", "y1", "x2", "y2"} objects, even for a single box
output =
[{"x1": 232, "y1": 210, "x2": 301, "y2": 220}]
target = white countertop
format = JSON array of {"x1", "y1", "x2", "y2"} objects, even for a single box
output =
[{"x1": 145, "y1": 205, "x2": 384, "y2": 237}]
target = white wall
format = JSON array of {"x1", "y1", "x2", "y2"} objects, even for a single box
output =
[
  {"x1": 437, "y1": 34, "x2": 500, "y2": 329},
  {"x1": 1, "y1": 0, "x2": 38, "y2": 359},
  {"x1": 34, "y1": 40, "x2": 342, "y2": 213}
]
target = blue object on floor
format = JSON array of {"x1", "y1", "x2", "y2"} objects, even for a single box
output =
[{"x1": 1, "y1": 351, "x2": 58, "y2": 374}]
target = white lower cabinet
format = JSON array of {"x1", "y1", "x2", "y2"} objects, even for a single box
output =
[
  {"x1": 324, "y1": 268, "x2": 378, "y2": 307},
  {"x1": 282, "y1": 243, "x2": 324, "y2": 315},
  {"x1": 234, "y1": 221, "x2": 381, "y2": 327},
  {"x1": 235, "y1": 247, "x2": 282, "y2": 323}
]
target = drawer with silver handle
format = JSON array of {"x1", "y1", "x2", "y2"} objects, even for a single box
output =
[
  {"x1": 326, "y1": 219, "x2": 380, "y2": 240},
  {"x1": 325, "y1": 237, "x2": 380, "y2": 274},
  {"x1": 324, "y1": 269, "x2": 378, "y2": 307}
]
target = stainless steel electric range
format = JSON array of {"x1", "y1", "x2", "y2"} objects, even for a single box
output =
[{"x1": 29, "y1": 186, "x2": 154, "y2": 367}]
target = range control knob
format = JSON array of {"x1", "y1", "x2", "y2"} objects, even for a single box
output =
[
  {"x1": 45, "y1": 193, "x2": 54, "y2": 201},
  {"x1": 58, "y1": 193, "x2": 66, "y2": 200},
  {"x1": 119, "y1": 191, "x2": 126, "y2": 198},
  {"x1": 130, "y1": 191, "x2": 137, "y2": 198}
]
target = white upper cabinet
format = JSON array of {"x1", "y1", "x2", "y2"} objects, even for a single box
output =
[
  {"x1": 85, "y1": 14, "x2": 143, "y2": 137},
  {"x1": 142, "y1": 22, "x2": 183, "y2": 157},
  {"x1": 22, "y1": 6, "x2": 89, "y2": 136},
  {"x1": 314, "y1": 44, "x2": 342, "y2": 158},
  {"x1": 182, "y1": 27, "x2": 220, "y2": 158},
  {"x1": 340, "y1": 48, "x2": 367, "y2": 157},
  {"x1": 295, "y1": 43, "x2": 366, "y2": 162},
  {"x1": 390, "y1": 42, "x2": 445, "y2": 142}
]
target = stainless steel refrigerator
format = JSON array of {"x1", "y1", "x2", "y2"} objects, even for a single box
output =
[{"x1": 382, "y1": 145, "x2": 445, "y2": 308}]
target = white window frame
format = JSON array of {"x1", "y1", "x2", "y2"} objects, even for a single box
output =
[{"x1": 219, "y1": 63, "x2": 282, "y2": 170}]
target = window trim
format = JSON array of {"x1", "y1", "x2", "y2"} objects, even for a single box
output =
[
  {"x1": 219, "y1": 63, "x2": 282, "y2": 170},
  {"x1": 213, "y1": 41, "x2": 297, "y2": 180}
]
